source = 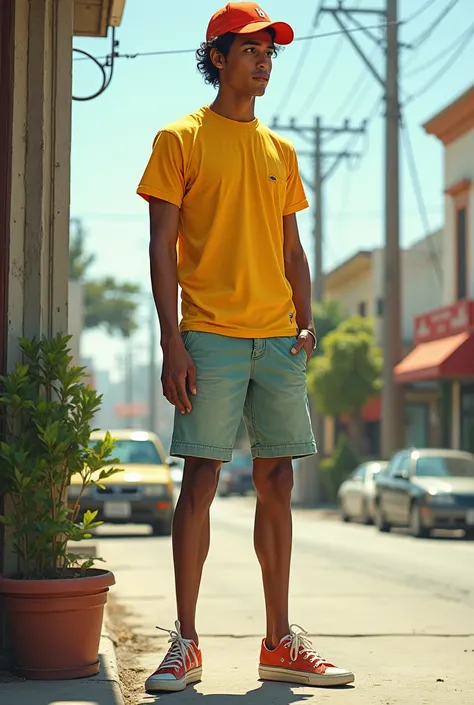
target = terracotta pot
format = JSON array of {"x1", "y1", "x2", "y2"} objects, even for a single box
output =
[{"x1": 0, "y1": 568, "x2": 115, "y2": 680}]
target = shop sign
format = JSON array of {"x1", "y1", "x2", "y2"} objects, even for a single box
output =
[{"x1": 414, "y1": 300, "x2": 474, "y2": 345}]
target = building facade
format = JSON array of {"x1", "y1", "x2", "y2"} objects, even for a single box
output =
[
  {"x1": 0, "y1": 0, "x2": 127, "y2": 665},
  {"x1": 325, "y1": 230, "x2": 444, "y2": 453},
  {"x1": 394, "y1": 85, "x2": 474, "y2": 453}
]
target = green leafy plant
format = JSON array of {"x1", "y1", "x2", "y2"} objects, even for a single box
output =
[
  {"x1": 320, "y1": 433, "x2": 360, "y2": 502},
  {"x1": 0, "y1": 334, "x2": 120, "y2": 579}
]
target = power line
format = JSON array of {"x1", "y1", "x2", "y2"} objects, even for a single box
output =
[
  {"x1": 410, "y1": 0, "x2": 461, "y2": 49},
  {"x1": 299, "y1": 38, "x2": 344, "y2": 114},
  {"x1": 405, "y1": 25, "x2": 474, "y2": 103},
  {"x1": 72, "y1": 21, "x2": 401, "y2": 62},
  {"x1": 402, "y1": 0, "x2": 443, "y2": 24},
  {"x1": 400, "y1": 119, "x2": 443, "y2": 283},
  {"x1": 405, "y1": 21, "x2": 474, "y2": 77},
  {"x1": 273, "y1": 19, "x2": 318, "y2": 115}
]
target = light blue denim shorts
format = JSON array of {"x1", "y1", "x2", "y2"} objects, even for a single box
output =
[{"x1": 170, "y1": 331, "x2": 317, "y2": 462}]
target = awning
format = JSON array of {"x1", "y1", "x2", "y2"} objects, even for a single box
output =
[{"x1": 393, "y1": 332, "x2": 474, "y2": 384}]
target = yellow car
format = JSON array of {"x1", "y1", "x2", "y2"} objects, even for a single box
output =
[{"x1": 68, "y1": 430, "x2": 174, "y2": 536}]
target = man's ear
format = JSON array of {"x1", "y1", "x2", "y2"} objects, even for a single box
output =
[{"x1": 210, "y1": 47, "x2": 225, "y2": 70}]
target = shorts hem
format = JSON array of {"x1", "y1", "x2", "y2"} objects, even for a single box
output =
[
  {"x1": 170, "y1": 440, "x2": 233, "y2": 462},
  {"x1": 251, "y1": 442, "x2": 317, "y2": 460}
]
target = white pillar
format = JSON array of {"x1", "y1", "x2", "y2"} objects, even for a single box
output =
[{"x1": 452, "y1": 381, "x2": 461, "y2": 450}]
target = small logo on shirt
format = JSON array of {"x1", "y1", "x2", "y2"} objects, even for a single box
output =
[
  {"x1": 269, "y1": 175, "x2": 278, "y2": 182},
  {"x1": 289, "y1": 313, "x2": 294, "y2": 321}
]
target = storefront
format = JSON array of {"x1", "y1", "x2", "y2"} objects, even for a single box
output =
[{"x1": 394, "y1": 300, "x2": 474, "y2": 451}]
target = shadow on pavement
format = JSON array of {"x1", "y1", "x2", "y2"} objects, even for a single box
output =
[{"x1": 144, "y1": 681, "x2": 354, "y2": 703}]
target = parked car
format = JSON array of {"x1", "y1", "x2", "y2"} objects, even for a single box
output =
[
  {"x1": 338, "y1": 461, "x2": 388, "y2": 524},
  {"x1": 374, "y1": 448, "x2": 474, "y2": 538},
  {"x1": 217, "y1": 451, "x2": 253, "y2": 497},
  {"x1": 69, "y1": 429, "x2": 174, "y2": 535}
]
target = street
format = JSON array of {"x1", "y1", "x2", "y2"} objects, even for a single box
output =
[{"x1": 96, "y1": 496, "x2": 474, "y2": 704}]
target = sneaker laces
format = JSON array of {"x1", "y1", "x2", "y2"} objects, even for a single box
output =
[
  {"x1": 156, "y1": 620, "x2": 196, "y2": 673},
  {"x1": 286, "y1": 624, "x2": 332, "y2": 667}
]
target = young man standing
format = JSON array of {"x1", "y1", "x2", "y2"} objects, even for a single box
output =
[{"x1": 137, "y1": 2, "x2": 354, "y2": 693}]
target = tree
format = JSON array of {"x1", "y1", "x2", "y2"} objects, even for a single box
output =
[
  {"x1": 308, "y1": 316, "x2": 382, "y2": 454},
  {"x1": 69, "y1": 219, "x2": 140, "y2": 338},
  {"x1": 312, "y1": 299, "x2": 344, "y2": 348}
]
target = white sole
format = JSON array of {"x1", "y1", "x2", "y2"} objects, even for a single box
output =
[
  {"x1": 145, "y1": 665, "x2": 203, "y2": 692},
  {"x1": 259, "y1": 664, "x2": 355, "y2": 687}
]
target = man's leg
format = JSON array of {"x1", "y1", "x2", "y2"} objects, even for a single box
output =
[
  {"x1": 252, "y1": 456, "x2": 293, "y2": 648},
  {"x1": 243, "y1": 337, "x2": 316, "y2": 647},
  {"x1": 169, "y1": 332, "x2": 252, "y2": 640},
  {"x1": 172, "y1": 457, "x2": 221, "y2": 644}
]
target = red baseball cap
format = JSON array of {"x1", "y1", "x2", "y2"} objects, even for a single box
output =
[{"x1": 206, "y1": 2, "x2": 294, "y2": 45}]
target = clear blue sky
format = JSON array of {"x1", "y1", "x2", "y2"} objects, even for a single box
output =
[{"x1": 71, "y1": 0, "x2": 474, "y2": 374}]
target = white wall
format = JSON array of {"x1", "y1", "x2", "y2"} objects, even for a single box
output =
[
  {"x1": 372, "y1": 230, "x2": 444, "y2": 345},
  {"x1": 443, "y1": 130, "x2": 474, "y2": 303},
  {"x1": 326, "y1": 272, "x2": 374, "y2": 319}
]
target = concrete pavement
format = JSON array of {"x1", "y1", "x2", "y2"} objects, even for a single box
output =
[
  {"x1": 0, "y1": 629, "x2": 124, "y2": 705},
  {"x1": 93, "y1": 497, "x2": 474, "y2": 704}
]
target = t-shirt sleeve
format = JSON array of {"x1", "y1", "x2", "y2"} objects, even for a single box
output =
[
  {"x1": 283, "y1": 145, "x2": 309, "y2": 216},
  {"x1": 137, "y1": 130, "x2": 185, "y2": 207}
]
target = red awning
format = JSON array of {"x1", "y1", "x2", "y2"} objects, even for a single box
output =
[
  {"x1": 393, "y1": 332, "x2": 474, "y2": 384},
  {"x1": 340, "y1": 396, "x2": 381, "y2": 424}
]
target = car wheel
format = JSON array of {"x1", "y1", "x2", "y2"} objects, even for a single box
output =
[
  {"x1": 409, "y1": 503, "x2": 430, "y2": 539},
  {"x1": 340, "y1": 500, "x2": 350, "y2": 522},
  {"x1": 151, "y1": 517, "x2": 172, "y2": 537},
  {"x1": 360, "y1": 500, "x2": 372, "y2": 525},
  {"x1": 374, "y1": 502, "x2": 391, "y2": 532}
]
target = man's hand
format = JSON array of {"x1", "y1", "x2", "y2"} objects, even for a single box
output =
[
  {"x1": 161, "y1": 338, "x2": 197, "y2": 414},
  {"x1": 290, "y1": 329, "x2": 316, "y2": 363}
]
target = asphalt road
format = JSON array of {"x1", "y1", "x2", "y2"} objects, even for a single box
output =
[{"x1": 95, "y1": 495, "x2": 474, "y2": 704}]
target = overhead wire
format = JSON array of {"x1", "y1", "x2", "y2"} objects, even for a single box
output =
[
  {"x1": 405, "y1": 24, "x2": 474, "y2": 103},
  {"x1": 73, "y1": 27, "x2": 118, "y2": 101},
  {"x1": 402, "y1": 0, "x2": 443, "y2": 24},
  {"x1": 409, "y1": 0, "x2": 461, "y2": 49},
  {"x1": 405, "y1": 21, "x2": 474, "y2": 77},
  {"x1": 399, "y1": 118, "x2": 443, "y2": 283},
  {"x1": 72, "y1": 21, "x2": 401, "y2": 62}
]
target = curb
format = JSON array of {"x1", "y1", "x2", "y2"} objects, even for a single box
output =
[{"x1": 98, "y1": 608, "x2": 125, "y2": 705}]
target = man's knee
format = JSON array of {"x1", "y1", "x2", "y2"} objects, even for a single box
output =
[
  {"x1": 180, "y1": 457, "x2": 222, "y2": 511},
  {"x1": 253, "y1": 457, "x2": 293, "y2": 505}
]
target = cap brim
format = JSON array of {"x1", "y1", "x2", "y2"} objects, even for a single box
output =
[{"x1": 234, "y1": 21, "x2": 294, "y2": 46}]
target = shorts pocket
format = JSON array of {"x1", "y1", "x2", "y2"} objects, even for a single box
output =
[{"x1": 181, "y1": 330, "x2": 196, "y2": 349}]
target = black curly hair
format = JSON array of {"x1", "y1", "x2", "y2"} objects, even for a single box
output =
[{"x1": 196, "y1": 28, "x2": 277, "y2": 89}]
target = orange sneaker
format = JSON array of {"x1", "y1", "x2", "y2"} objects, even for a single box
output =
[
  {"x1": 259, "y1": 624, "x2": 354, "y2": 687},
  {"x1": 145, "y1": 621, "x2": 202, "y2": 693}
]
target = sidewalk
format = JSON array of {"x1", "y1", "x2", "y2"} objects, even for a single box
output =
[{"x1": 0, "y1": 621, "x2": 124, "y2": 705}]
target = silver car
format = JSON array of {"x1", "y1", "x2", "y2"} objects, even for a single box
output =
[{"x1": 338, "y1": 461, "x2": 388, "y2": 524}]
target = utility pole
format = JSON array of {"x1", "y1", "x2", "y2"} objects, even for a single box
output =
[
  {"x1": 148, "y1": 297, "x2": 157, "y2": 434},
  {"x1": 319, "y1": 0, "x2": 403, "y2": 457},
  {"x1": 272, "y1": 115, "x2": 365, "y2": 504},
  {"x1": 272, "y1": 116, "x2": 366, "y2": 303}
]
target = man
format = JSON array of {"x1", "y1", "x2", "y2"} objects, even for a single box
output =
[{"x1": 137, "y1": 2, "x2": 354, "y2": 693}]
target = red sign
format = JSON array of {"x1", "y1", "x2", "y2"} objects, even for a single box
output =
[{"x1": 414, "y1": 300, "x2": 474, "y2": 345}]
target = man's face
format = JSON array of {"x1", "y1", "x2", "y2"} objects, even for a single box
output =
[{"x1": 214, "y1": 31, "x2": 276, "y2": 97}]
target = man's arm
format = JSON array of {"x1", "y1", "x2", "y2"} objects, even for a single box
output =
[
  {"x1": 283, "y1": 212, "x2": 316, "y2": 359},
  {"x1": 149, "y1": 197, "x2": 196, "y2": 413}
]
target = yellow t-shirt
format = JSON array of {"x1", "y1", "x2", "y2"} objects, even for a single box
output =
[{"x1": 137, "y1": 106, "x2": 309, "y2": 338}]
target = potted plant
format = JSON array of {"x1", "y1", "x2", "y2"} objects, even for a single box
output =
[{"x1": 0, "y1": 334, "x2": 120, "y2": 680}]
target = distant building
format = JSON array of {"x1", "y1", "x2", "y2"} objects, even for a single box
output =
[{"x1": 324, "y1": 230, "x2": 445, "y2": 454}]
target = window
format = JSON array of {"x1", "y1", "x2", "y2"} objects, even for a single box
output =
[
  {"x1": 352, "y1": 464, "x2": 367, "y2": 481},
  {"x1": 456, "y1": 207, "x2": 467, "y2": 300},
  {"x1": 376, "y1": 298, "x2": 384, "y2": 316},
  {"x1": 415, "y1": 454, "x2": 474, "y2": 478},
  {"x1": 358, "y1": 301, "x2": 367, "y2": 317},
  {"x1": 89, "y1": 439, "x2": 164, "y2": 465}
]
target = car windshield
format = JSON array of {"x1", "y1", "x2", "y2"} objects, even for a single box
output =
[
  {"x1": 415, "y1": 455, "x2": 474, "y2": 478},
  {"x1": 89, "y1": 439, "x2": 163, "y2": 465}
]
